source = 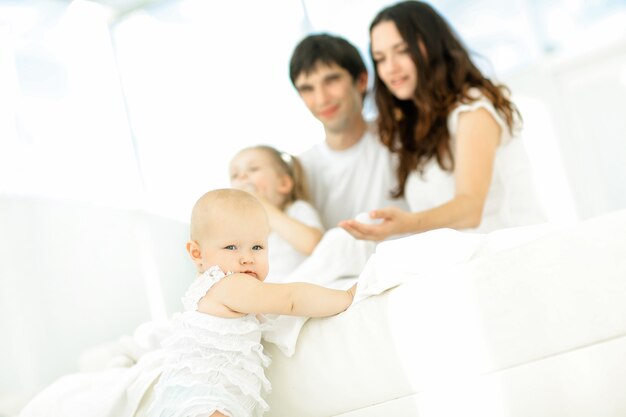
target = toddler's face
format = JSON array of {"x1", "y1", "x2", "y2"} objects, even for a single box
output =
[
  {"x1": 198, "y1": 206, "x2": 270, "y2": 281},
  {"x1": 229, "y1": 149, "x2": 291, "y2": 207}
]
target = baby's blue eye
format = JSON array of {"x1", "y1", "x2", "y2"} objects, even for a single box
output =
[
  {"x1": 252, "y1": 245, "x2": 264, "y2": 251},
  {"x1": 224, "y1": 245, "x2": 236, "y2": 250}
]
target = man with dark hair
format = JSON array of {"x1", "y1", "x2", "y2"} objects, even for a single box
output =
[{"x1": 289, "y1": 34, "x2": 408, "y2": 230}]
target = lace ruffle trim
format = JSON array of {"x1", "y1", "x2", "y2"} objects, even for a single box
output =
[
  {"x1": 149, "y1": 381, "x2": 269, "y2": 417},
  {"x1": 182, "y1": 266, "x2": 230, "y2": 312}
]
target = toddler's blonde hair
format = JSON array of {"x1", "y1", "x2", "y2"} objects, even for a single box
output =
[{"x1": 245, "y1": 145, "x2": 311, "y2": 204}]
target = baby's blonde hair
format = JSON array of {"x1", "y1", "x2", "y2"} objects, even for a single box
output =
[
  {"x1": 190, "y1": 188, "x2": 266, "y2": 241},
  {"x1": 243, "y1": 145, "x2": 311, "y2": 204}
]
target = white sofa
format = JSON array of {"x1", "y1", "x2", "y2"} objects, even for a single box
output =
[
  {"x1": 264, "y1": 209, "x2": 626, "y2": 417},
  {"x1": 12, "y1": 199, "x2": 626, "y2": 417}
]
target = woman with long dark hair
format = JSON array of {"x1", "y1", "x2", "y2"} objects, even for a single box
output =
[{"x1": 340, "y1": 0, "x2": 544, "y2": 240}]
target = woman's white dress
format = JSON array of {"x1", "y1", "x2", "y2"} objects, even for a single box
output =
[
  {"x1": 405, "y1": 89, "x2": 546, "y2": 232},
  {"x1": 147, "y1": 266, "x2": 271, "y2": 417}
]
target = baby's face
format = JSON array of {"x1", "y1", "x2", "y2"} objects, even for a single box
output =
[
  {"x1": 198, "y1": 206, "x2": 270, "y2": 281},
  {"x1": 229, "y1": 149, "x2": 290, "y2": 207}
]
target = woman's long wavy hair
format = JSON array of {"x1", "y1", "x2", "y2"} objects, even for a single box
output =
[{"x1": 370, "y1": 1, "x2": 521, "y2": 198}]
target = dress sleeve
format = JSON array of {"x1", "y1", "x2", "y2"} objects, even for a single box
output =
[
  {"x1": 181, "y1": 266, "x2": 226, "y2": 312},
  {"x1": 448, "y1": 92, "x2": 514, "y2": 146},
  {"x1": 286, "y1": 200, "x2": 324, "y2": 230}
]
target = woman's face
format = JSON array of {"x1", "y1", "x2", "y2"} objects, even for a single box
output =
[{"x1": 371, "y1": 20, "x2": 418, "y2": 100}]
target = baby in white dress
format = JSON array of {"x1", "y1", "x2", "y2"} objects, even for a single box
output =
[
  {"x1": 148, "y1": 266, "x2": 271, "y2": 417},
  {"x1": 147, "y1": 188, "x2": 356, "y2": 417}
]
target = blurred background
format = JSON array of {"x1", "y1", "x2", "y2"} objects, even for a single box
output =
[{"x1": 1, "y1": 0, "x2": 625, "y2": 414}]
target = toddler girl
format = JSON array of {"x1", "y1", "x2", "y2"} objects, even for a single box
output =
[{"x1": 229, "y1": 145, "x2": 323, "y2": 281}]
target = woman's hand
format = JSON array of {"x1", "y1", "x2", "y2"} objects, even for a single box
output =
[{"x1": 339, "y1": 206, "x2": 413, "y2": 241}]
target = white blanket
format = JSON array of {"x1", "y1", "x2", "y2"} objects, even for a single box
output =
[
  {"x1": 352, "y1": 222, "x2": 558, "y2": 304},
  {"x1": 19, "y1": 349, "x2": 166, "y2": 417}
]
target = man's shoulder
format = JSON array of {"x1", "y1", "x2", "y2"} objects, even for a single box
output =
[
  {"x1": 297, "y1": 142, "x2": 328, "y2": 169},
  {"x1": 361, "y1": 124, "x2": 393, "y2": 155},
  {"x1": 298, "y1": 141, "x2": 324, "y2": 157}
]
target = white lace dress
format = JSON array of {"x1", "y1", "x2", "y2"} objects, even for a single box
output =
[{"x1": 147, "y1": 266, "x2": 271, "y2": 417}]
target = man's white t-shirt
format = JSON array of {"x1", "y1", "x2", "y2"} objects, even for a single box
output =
[{"x1": 299, "y1": 123, "x2": 408, "y2": 230}]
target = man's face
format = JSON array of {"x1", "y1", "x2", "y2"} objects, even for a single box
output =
[{"x1": 294, "y1": 62, "x2": 367, "y2": 134}]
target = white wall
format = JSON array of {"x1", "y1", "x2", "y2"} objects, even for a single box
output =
[
  {"x1": 0, "y1": 196, "x2": 195, "y2": 414},
  {"x1": 505, "y1": 37, "x2": 626, "y2": 221}
]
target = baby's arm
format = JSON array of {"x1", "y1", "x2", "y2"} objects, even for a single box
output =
[{"x1": 205, "y1": 274, "x2": 354, "y2": 318}]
